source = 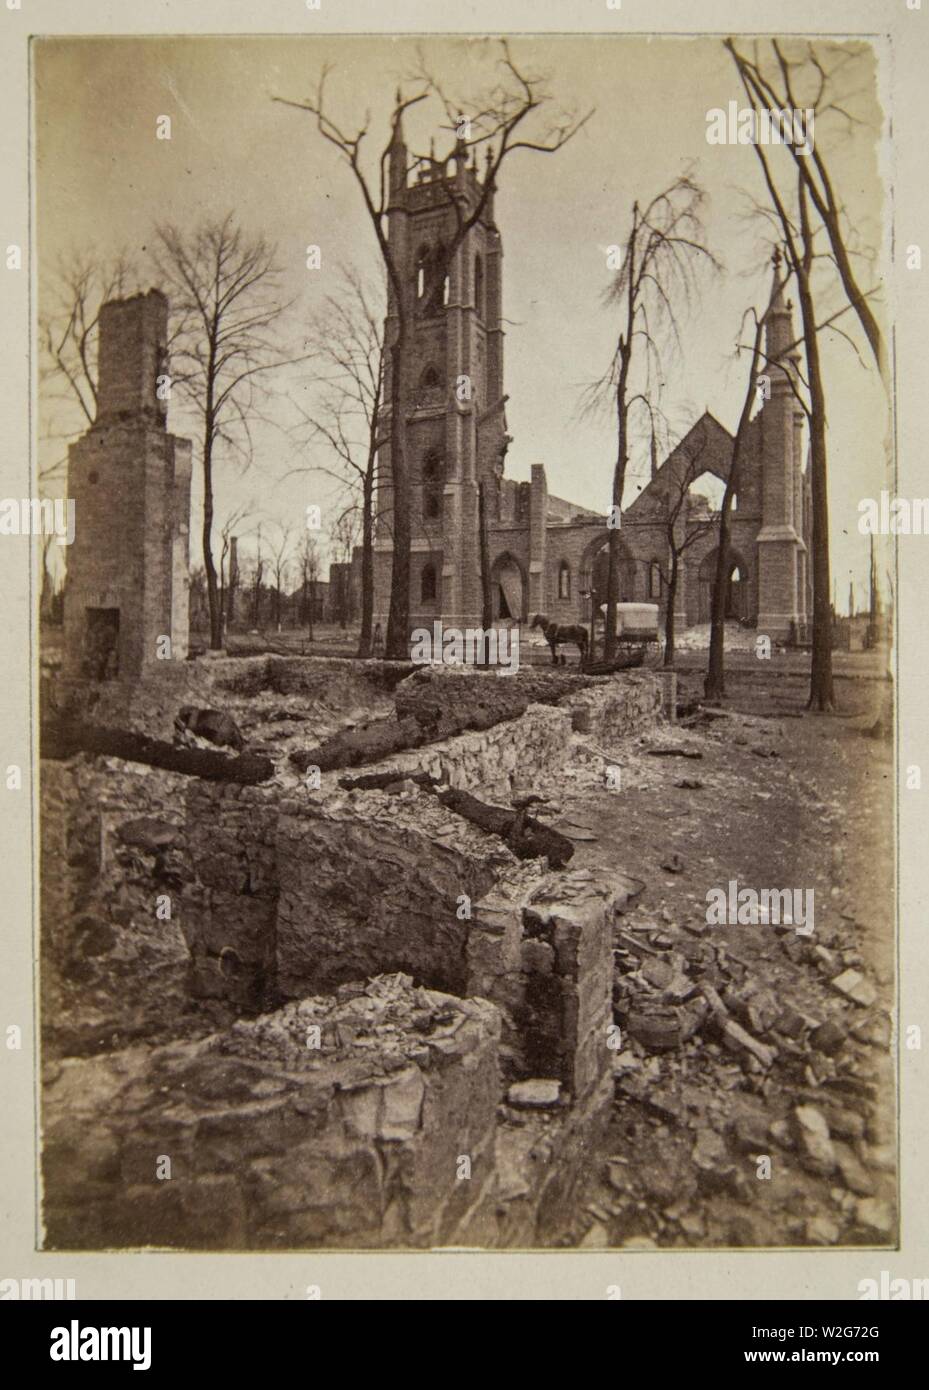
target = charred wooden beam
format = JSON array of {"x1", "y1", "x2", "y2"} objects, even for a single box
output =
[
  {"x1": 337, "y1": 769, "x2": 442, "y2": 791},
  {"x1": 41, "y1": 720, "x2": 274, "y2": 783},
  {"x1": 432, "y1": 785, "x2": 574, "y2": 868},
  {"x1": 290, "y1": 716, "x2": 427, "y2": 774}
]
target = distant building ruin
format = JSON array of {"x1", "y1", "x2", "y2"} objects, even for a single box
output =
[
  {"x1": 370, "y1": 120, "x2": 813, "y2": 645},
  {"x1": 63, "y1": 290, "x2": 192, "y2": 680}
]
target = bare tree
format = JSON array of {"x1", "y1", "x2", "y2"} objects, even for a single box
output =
[
  {"x1": 296, "y1": 532, "x2": 321, "y2": 642},
  {"x1": 250, "y1": 523, "x2": 266, "y2": 628},
  {"x1": 586, "y1": 175, "x2": 719, "y2": 659},
  {"x1": 725, "y1": 74, "x2": 845, "y2": 710},
  {"x1": 153, "y1": 215, "x2": 297, "y2": 650},
  {"x1": 292, "y1": 267, "x2": 387, "y2": 656},
  {"x1": 267, "y1": 522, "x2": 294, "y2": 633},
  {"x1": 329, "y1": 509, "x2": 360, "y2": 629},
  {"x1": 705, "y1": 310, "x2": 767, "y2": 700},
  {"x1": 276, "y1": 40, "x2": 590, "y2": 657},
  {"x1": 725, "y1": 39, "x2": 888, "y2": 710},
  {"x1": 218, "y1": 499, "x2": 258, "y2": 637},
  {"x1": 40, "y1": 249, "x2": 140, "y2": 434},
  {"x1": 725, "y1": 38, "x2": 887, "y2": 385}
]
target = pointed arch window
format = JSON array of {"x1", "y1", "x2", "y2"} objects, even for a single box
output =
[
  {"x1": 416, "y1": 246, "x2": 430, "y2": 301},
  {"x1": 421, "y1": 562, "x2": 438, "y2": 603},
  {"x1": 416, "y1": 243, "x2": 448, "y2": 315},
  {"x1": 558, "y1": 560, "x2": 571, "y2": 600},
  {"x1": 474, "y1": 255, "x2": 485, "y2": 320},
  {"x1": 422, "y1": 451, "x2": 444, "y2": 521},
  {"x1": 649, "y1": 561, "x2": 662, "y2": 599},
  {"x1": 418, "y1": 364, "x2": 443, "y2": 406}
]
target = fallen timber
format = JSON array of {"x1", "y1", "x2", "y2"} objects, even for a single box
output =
[
  {"x1": 41, "y1": 719, "x2": 274, "y2": 784},
  {"x1": 337, "y1": 768, "x2": 574, "y2": 867}
]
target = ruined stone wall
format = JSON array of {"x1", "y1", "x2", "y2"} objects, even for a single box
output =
[
  {"x1": 181, "y1": 679, "x2": 660, "y2": 1013},
  {"x1": 48, "y1": 655, "x2": 402, "y2": 742},
  {"x1": 63, "y1": 291, "x2": 192, "y2": 681},
  {"x1": 42, "y1": 975, "x2": 502, "y2": 1250},
  {"x1": 559, "y1": 670, "x2": 666, "y2": 740},
  {"x1": 40, "y1": 756, "x2": 193, "y2": 1052},
  {"x1": 274, "y1": 789, "x2": 510, "y2": 999},
  {"x1": 466, "y1": 869, "x2": 616, "y2": 1094},
  {"x1": 212, "y1": 655, "x2": 412, "y2": 700},
  {"x1": 386, "y1": 701, "x2": 573, "y2": 798},
  {"x1": 183, "y1": 783, "x2": 281, "y2": 1011},
  {"x1": 40, "y1": 668, "x2": 660, "y2": 1247}
]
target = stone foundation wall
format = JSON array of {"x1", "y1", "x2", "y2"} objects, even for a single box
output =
[
  {"x1": 559, "y1": 671, "x2": 666, "y2": 741},
  {"x1": 42, "y1": 974, "x2": 502, "y2": 1250},
  {"x1": 40, "y1": 757, "x2": 193, "y2": 1051},
  {"x1": 466, "y1": 869, "x2": 616, "y2": 1096},
  {"x1": 275, "y1": 791, "x2": 510, "y2": 999},
  {"x1": 212, "y1": 655, "x2": 411, "y2": 700},
  {"x1": 383, "y1": 701, "x2": 574, "y2": 798},
  {"x1": 40, "y1": 668, "x2": 659, "y2": 1247},
  {"x1": 183, "y1": 783, "x2": 281, "y2": 1011}
]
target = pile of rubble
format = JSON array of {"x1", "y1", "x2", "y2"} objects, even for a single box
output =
[{"x1": 592, "y1": 892, "x2": 895, "y2": 1248}]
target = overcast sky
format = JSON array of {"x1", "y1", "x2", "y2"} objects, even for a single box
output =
[{"x1": 35, "y1": 34, "x2": 891, "y2": 610}]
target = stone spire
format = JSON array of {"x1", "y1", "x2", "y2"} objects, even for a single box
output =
[
  {"x1": 483, "y1": 145, "x2": 496, "y2": 224},
  {"x1": 764, "y1": 246, "x2": 795, "y2": 390},
  {"x1": 388, "y1": 88, "x2": 407, "y2": 203}
]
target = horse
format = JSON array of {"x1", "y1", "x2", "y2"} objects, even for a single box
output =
[{"x1": 531, "y1": 613, "x2": 588, "y2": 667}]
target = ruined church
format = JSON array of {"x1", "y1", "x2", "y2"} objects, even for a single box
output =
[{"x1": 371, "y1": 114, "x2": 813, "y2": 645}]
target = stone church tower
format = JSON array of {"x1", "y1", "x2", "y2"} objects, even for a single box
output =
[
  {"x1": 63, "y1": 290, "x2": 192, "y2": 680},
  {"x1": 755, "y1": 257, "x2": 809, "y2": 641},
  {"x1": 367, "y1": 148, "x2": 811, "y2": 648},
  {"x1": 373, "y1": 107, "x2": 508, "y2": 632}
]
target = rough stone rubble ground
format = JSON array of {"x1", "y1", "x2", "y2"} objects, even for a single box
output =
[{"x1": 40, "y1": 652, "x2": 894, "y2": 1249}]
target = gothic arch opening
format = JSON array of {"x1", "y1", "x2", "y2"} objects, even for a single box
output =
[
  {"x1": 580, "y1": 535, "x2": 636, "y2": 619},
  {"x1": 418, "y1": 364, "x2": 444, "y2": 408},
  {"x1": 416, "y1": 243, "x2": 447, "y2": 315},
  {"x1": 490, "y1": 551, "x2": 527, "y2": 623},
  {"x1": 415, "y1": 245, "x2": 430, "y2": 302},
  {"x1": 697, "y1": 546, "x2": 750, "y2": 624},
  {"x1": 420, "y1": 561, "x2": 438, "y2": 604}
]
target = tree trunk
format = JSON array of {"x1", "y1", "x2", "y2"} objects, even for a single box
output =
[
  {"x1": 385, "y1": 314, "x2": 410, "y2": 659},
  {"x1": 478, "y1": 480, "x2": 494, "y2": 664},
  {"x1": 798, "y1": 271, "x2": 835, "y2": 712},
  {"x1": 202, "y1": 416, "x2": 222, "y2": 650},
  {"x1": 252, "y1": 566, "x2": 262, "y2": 626},
  {"x1": 705, "y1": 315, "x2": 764, "y2": 702},
  {"x1": 705, "y1": 507, "x2": 734, "y2": 701},
  {"x1": 605, "y1": 343, "x2": 631, "y2": 661},
  {"x1": 663, "y1": 555, "x2": 678, "y2": 666},
  {"x1": 358, "y1": 455, "x2": 375, "y2": 657},
  {"x1": 431, "y1": 786, "x2": 574, "y2": 868}
]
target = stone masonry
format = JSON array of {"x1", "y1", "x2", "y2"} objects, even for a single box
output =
[
  {"x1": 367, "y1": 140, "x2": 812, "y2": 646},
  {"x1": 63, "y1": 290, "x2": 192, "y2": 681},
  {"x1": 41, "y1": 665, "x2": 666, "y2": 1247}
]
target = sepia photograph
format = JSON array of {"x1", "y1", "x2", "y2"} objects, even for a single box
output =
[{"x1": 32, "y1": 28, "x2": 896, "y2": 1262}]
